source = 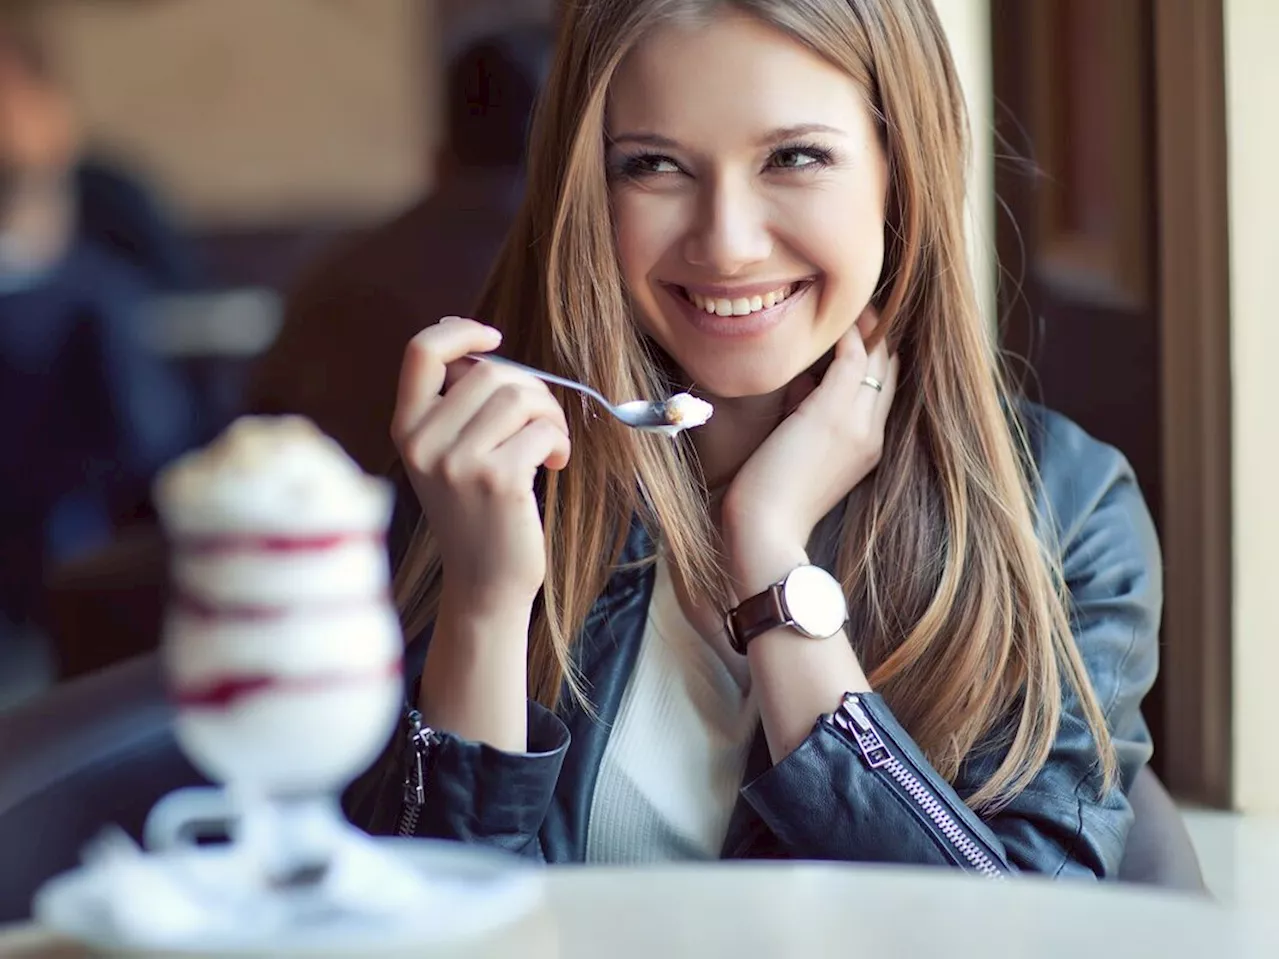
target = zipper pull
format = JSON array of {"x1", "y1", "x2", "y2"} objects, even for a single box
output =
[
  {"x1": 402, "y1": 709, "x2": 435, "y2": 806},
  {"x1": 834, "y1": 694, "x2": 893, "y2": 768}
]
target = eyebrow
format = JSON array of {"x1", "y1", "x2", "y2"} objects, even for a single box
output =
[{"x1": 607, "y1": 123, "x2": 848, "y2": 150}]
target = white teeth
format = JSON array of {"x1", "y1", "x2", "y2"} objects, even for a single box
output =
[{"x1": 687, "y1": 285, "x2": 795, "y2": 317}]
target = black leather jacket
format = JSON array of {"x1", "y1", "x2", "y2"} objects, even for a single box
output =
[{"x1": 345, "y1": 406, "x2": 1160, "y2": 878}]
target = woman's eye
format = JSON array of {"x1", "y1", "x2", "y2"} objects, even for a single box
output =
[
  {"x1": 767, "y1": 146, "x2": 833, "y2": 170},
  {"x1": 618, "y1": 153, "x2": 682, "y2": 178}
]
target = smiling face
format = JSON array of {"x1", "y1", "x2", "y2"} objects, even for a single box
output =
[{"x1": 606, "y1": 10, "x2": 890, "y2": 399}]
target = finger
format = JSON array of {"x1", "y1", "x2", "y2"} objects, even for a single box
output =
[
  {"x1": 453, "y1": 382, "x2": 570, "y2": 459},
  {"x1": 852, "y1": 332, "x2": 893, "y2": 418},
  {"x1": 863, "y1": 325, "x2": 892, "y2": 379},
  {"x1": 872, "y1": 353, "x2": 901, "y2": 429},
  {"x1": 409, "y1": 369, "x2": 566, "y2": 472},
  {"x1": 391, "y1": 317, "x2": 502, "y2": 444},
  {"x1": 856, "y1": 306, "x2": 882, "y2": 339},
  {"x1": 802, "y1": 321, "x2": 870, "y2": 414},
  {"x1": 443, "y1": 355, "x2": 481, "y2": 392},
  {"x1": 493, "y1": 418, "x2": 574, "y2": 479},
  {"x1": 444, "y1": 364, "x2": 569, "y2": 437}
]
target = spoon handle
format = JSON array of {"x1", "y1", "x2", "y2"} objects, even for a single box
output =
[{"x1": 467, "y1": 353, "x2": 617, "y2": 414}]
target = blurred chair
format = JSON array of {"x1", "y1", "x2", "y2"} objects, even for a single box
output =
[{"x1": 0, "y1": 652, "x2": 1206, "y2": 923}]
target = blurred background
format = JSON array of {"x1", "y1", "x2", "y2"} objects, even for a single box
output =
[{"x1": 0, "y1": 0, "x2": 1273, "y2": 839}]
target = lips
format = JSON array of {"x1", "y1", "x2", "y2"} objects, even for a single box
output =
[{"x1": 663, "y1": 279, "x2": 814, "y2": 339}]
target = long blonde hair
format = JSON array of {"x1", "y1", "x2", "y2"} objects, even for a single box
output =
[{"x1": 396, "y1": 0, "x2": 1115, "y2": 812}]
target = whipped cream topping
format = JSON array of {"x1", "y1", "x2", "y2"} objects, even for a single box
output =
[
  {"x1": 154, "y1": 416, "x2": 393, "y2": 536},
  {"x1": 661, "y1": 393, "x2": 714, "y2": 434}
]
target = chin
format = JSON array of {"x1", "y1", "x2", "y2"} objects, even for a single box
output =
[{"x1": 669, "y1": 351, "x2": 812, "y2": 400}]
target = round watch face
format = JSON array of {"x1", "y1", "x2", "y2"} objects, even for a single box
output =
[{"x1": 781, "y1": 565, "x2": 848, "y2": 639}]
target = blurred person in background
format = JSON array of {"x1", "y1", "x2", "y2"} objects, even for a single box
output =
[
  {"x1": 0, "y1": 16, "x2": 197, "y2": 671},
  {"x1": 0, "y1": 12, "x2": 201, "y2": 293},
  {"x1": 246, "y1": 23, "x2": 554, "y2": 474}
]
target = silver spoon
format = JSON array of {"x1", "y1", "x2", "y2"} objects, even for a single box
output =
[{"x1": 466, "y1": 353, "x2": 712, "y2": 435}]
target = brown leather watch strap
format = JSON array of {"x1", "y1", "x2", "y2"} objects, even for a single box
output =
[{"x1": 725, "y1": 583, "x2": 788, "y2": 655}]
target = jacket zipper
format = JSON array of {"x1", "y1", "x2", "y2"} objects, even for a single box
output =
[
  {"x1": 396, "y1": 708, "x2": 441, "y2": 838},
  {"x1": 829, "y1": 693, "x2": 1007, "y2": 878}
]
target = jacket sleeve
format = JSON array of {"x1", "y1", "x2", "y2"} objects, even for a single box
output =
[
  {"x1": 342, "y1": 466, "x2": 571, "y2": 858},
  {"x1": 739, "y1": 417, "x2": 1161, "y2": 878},
  {"x1": 342, "y1": 669, "x2": 570, "y2": 860}
]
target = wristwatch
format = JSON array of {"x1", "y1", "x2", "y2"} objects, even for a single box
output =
[{"x1": 724, "y1": 565, "x2": 848, "y2": 654}]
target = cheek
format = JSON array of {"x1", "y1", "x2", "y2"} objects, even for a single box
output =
[
  {"x1": 611, "y1": 191, "x2": 687, "y2": 295},
  {"x1": 610, "y1": 200, "x2": 649, "y2": 290},
  {"x1": 783, "y1": 185, "x2": 886, "y2": 299}
]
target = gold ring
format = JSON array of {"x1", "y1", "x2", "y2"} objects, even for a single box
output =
[{"x1": 861, "y1": 376, "x2": 883, "y2": 392}]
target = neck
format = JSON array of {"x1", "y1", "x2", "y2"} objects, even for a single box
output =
[{"x1": 690, "y1": 386, "x2": 790, "y2": 492}]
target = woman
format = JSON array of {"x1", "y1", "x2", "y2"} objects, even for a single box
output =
[{"x1": 345, "y1": 0, "x2": 1159, "y2": 878}]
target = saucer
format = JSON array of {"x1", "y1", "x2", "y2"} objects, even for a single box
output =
[{"x1": 32, "y1": 837, "x2": 547, "y2": 958}]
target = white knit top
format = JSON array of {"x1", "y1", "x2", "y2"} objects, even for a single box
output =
[{"x1": 585, "y1": 556, "x2": 759, "y2": 863}]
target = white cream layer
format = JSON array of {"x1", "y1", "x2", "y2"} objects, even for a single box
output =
[
  {"x1": 164, "y1": 604, "x2": 402, "y2": 683},
  {"x1": 155, "y1": 415, "x2": 393, "y2": 536},
  {"x1": 170, "y1": 539, "x2": 392, "y2": 607}
]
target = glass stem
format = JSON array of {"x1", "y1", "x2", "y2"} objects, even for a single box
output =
[{"x1": 233, "y1": 790, "x2": 344, "y2": 886}]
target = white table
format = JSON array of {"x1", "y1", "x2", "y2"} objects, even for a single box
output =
[{"x1": 0, "y1": 862, "x2": 1263, "y2": 958}]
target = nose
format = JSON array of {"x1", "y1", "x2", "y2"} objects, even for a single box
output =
[{"x1": 682, "y1": 173, "x2": 773, "y2": 275}]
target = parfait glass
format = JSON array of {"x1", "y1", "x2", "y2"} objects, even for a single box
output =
[{"x1": 151, "y1": 424, "x2": 402, "y2": 891}]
